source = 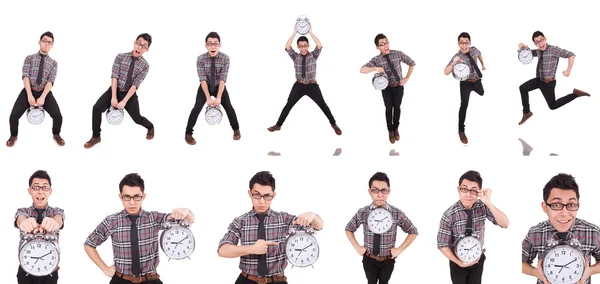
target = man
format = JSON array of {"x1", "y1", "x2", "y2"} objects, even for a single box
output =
[
  {"x1": 7, "y1": 32, "x2": 64, "y2": 147},
  {"x1": 84, "y1": 33, "x2": 155, "y2": 149},
  {"x1": 84, "y1": 173, "x2": 195, "y2": 284},
  {"x1": 437, "y1": 170, "x2": 509, "y2": 284},
  {"x1": 522, "y1": 173, "x2": 600, "y2": 284},
  {"x1": 15, "y1": 170, "x2": 64, "y2": 284},
  {"x1": 517, "y1": 31, "x2": 591, "y2": 125},
  {"x1": 218, "y1": 171, "x2": 324, "y2": 284},
  {"x1": 360, "y1": 34, "x2": 415, "y2": 144},
  {"x1": 345, "y1": 172, "x2": 418, "y2": 284},
  {"x1": 443, "y1": 32, "x2": 486, "y2": 145},
  {"x1": 185, "y1": 31, "x2": 241, "y2": 144},
  {"x1": 267, "y1": 23, "x2": 342, "y2": 136}
]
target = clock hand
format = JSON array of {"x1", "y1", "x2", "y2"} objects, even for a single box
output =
[
  {"x1": 300, "y1": 243, "x2": 313, "y2": 251},
  {"x1": 378, "y1": 217, "x2": 388, "y2": 222},
  {"x1": 468, "y1": 245, "x2": 477, "y2": 250},
  {"x1": 562, "y1": 259, "x2": 576, "y2": 267},
  {"x1": 177, "y1": 236, "x2": 189, "y2": 244}
]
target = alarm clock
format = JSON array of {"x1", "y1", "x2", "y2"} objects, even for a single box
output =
[
  {"x1": 18, "y1": 233, "x2": 60, "y2": 277},
  {"x1": 452, "y1": 62, "x2": 471, "y2": 81},
  {"x1": 285, "y1": 225, "x2": 319, "y2": 268},
  {"x1": 27, "y1": 105, "x2": 45, "y2": 125},
  {"x1": 542, "y1": 235, "x2": 585, "y2": 284},
  {"x1": 454, "y1": 235, "x2": 482, "y2": 263},
  {"x1": 518, "y1": 47, "x2": 534, "y2": 64},
  {"x1": 160, "y1": 220, "x2": 195, "y2": 260},
  {"x1": 296, "y1": 16, "x2": 310, "y2": 35},
  {"x1": 372, "y1": 72, "x2": 389, "y2": 90},
  {"x1": 367, "y1": 207, "x2": 393, "y2": 234},
  {"x1": 205, "y1": 106, "x2": 223, "y2": 125},
  {"x1": 106, "y1": 107, "x2": 124, "y2": 125}
]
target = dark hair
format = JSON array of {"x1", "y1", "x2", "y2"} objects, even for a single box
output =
[
  {"x1": 205, "y1": 32, "x2": 220, "y2": 43},
  {"x1": 297, "y1": 36, "x2": 309, "y2": 45},
  {"x1": 532, "y1": 31, "x2": 545, "y2": 42},
  {"x1": 458, "y1": 170, "x2": 482, "y2": 188},
  {"x1": 40, "y1": 31, "x2": 54, "y2": 42},
  {"x1": 249, "y1": 171, "x2": 276, "y2": 191},
  {"x1": 369, "y1": 172, "x2": 390, "y2": 188},
  {"x1": 29, "y1": 170, "x2": 51, "y2": 187},
  {"x1": 119, "y1": 173, "x2": 145, "y2": 193},
  {"x1": 374, "y1": 33, "x2": 387, "y2": 46},
  {"x1": 457, "y1": 32, "x2": 471, "y2": 42},
  {"x1": 543, "y1": 173, "x2": 579, "y2": 202},
  {"x1": 136, "y1": 33, "x2": 152, "y2": 47}
]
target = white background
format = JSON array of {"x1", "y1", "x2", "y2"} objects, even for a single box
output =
[{"x1": 0, "y1": 0, "x2": 598, "y2": 283}]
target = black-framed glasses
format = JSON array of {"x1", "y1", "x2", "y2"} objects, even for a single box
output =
[
  {"x1": 134, "y1": 41, "x2": 149, "y2": 50},
  {"x1": 251, "y1": 193, "x2": 274, "y2": 201},
  {"x1": 377, "y1": 41, "x2": 389, "y2": 47},
  {"x1": 370, "y1": 188, "x2": 390, "y2": 194},
  {"x1": 459, "y1": 187, "x2": 479, "y2": 195},
  {"x1": 31, "y1": 185, "x2": 51, "y2": 192},
  {"x1": 206, "y1": 42, "x2": 220, "y2": 47},
  {"x1": 458, "y1": 41, "x2": 471, "y2": 45},
  {"x1": 298, "y1": 44, "x2": 309, "y2": 48},
  {"x1": 41, "y1": 39, "x2": 53, "y2": 45},
  {"x1": 121, "y1": 195, "x2": 143, "y2": 201},
  {"x1": 546, "y1": 202, "x2": 579, "y2": 211}
]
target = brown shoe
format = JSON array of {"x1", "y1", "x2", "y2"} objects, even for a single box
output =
[
  {"x1": 185, "y1": 134, "x2": 196, "y2": 145},
  {"x1": 458, "y1": 131, "x2": 468, "y2": 144},
  {"x1": 394, "y1": 129, "x2": 400, "y2": 141},
  {"x1": 53, "y1": 134, "x2": 65, "y2": 146},
  {"x1": 233, "y1": 129, "x2": 241, "y2": 140},
  {"x1": 146, "y1": 128, "x2": 154, "y2": 140},
  {"x1": 331, "y1": 124, "x2": 342, "y2": 135},
  {"x1": 388, "y1": 131, "x2": 395, "y2": 144},
  {"x1": 84, "y1": 137, "x2": 101, "y2": 149},
  {"x1": 518, "y1": 112, "x2": 533, "y2": 125},
  {"x1": 6, "y1": 136, "x2": 17, "y2": 147},
  {"x1": 573, "y1": 88, "x2": 591, "y2": 97},
  {"x1": 268, "y1": 125, "x2": 281, "y2": 132}
]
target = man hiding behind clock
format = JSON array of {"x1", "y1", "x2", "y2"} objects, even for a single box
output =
[
  {"x1": 360, "y1": 34, "x2": 416, "y2": 144},
  {"x1": 83, "y1": 173, "x2": 195, "y2": 284},
  {"x1": 437, "y1": 170, "x2": 509, "y2": 284},
  {"x1": 267, "y1": 22, "x2": 342, "y2": 136},
  {"x1": 15, "y1": 170, "x2": 65, "y2": 284},
  {"x1": 522, "y1": 173, "x2": 600, "y2": 284},
  {"x1": 345, "y1": 172, "x2": 418, "y2": 284},
  {"x1": 217, "y1": 171, "x2": 324, "y2": 284},
  {"x1": 516, "y1": 31, "x2": 590, "y2": 126}
]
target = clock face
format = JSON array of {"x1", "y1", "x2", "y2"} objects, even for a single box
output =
[
  {"x1": 296, "y1": 19, "x2": 309, "y2": 35},
  {"x1": 285, "y1": 232, "x2": 319, "y2": 267},
  {"x1": 27, "y1": 108, "x2": 45, "y2": 125},
  {"x1": 453, "y1": 62, "x2": 470, "y2": 81},
  {"x1": 367, "y1": 208, "x2": 393, "y2": 234},
  {"x1": 455, "y1": 236, "x2": 482, "y2": 263},
  {"x1": 106, "y1": 108, "x2": 124, "y2": 125},
  {"x1": 372, "y1": 74, "x2": 389, "y2": 90},
  {"x1": 542, "y1": 245, "x2": 584, "y2": 284},
  {"x1": 160, "y1": 226, "x2": 195, "y2": 260},
  {"x1": 519, "y1": 49, "x2": 533, "y2": 64},
  {"x1": 19, "y1": 239, "x2": 60, "y2": 276},
  {"x1": 205, "y1": 107, "x2": 223, "y2": 125}
]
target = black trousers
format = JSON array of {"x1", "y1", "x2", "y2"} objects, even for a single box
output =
[
  {"x1": 185, "y1": 85, "x2": 239, "y2": 134},
  {"x1": 362, "y1": 255, "x2": 395, "y2": 284},
  {"x1": 381, "y1": 85, "x2": 404, "y2": 132},
  {"x1": 17, "y1": 266, "x2": 58, "y2": 284},
  {"x1": 458, "y1": 80, "x2": 484, "y2": 132},
  {"x1": 519, "y1": 78, "x2": 577, "y2": 113},
  {"x1": 9, "y1": 88, "x2": 63, "y2": 136},
  {"x1": 449, "y1": 253, "x2": 486, "y2": 284},
  {"x1": 275, "y1": 82, "x2": 336, "y2": 126},
  {"x1": 110, "y1": 275, "x2": 163, "y2": 284},
  {"x1": 92, "y1": 87, "x2": 154, "y2": 137},
  {"x1": 234, "y1": 274, "x2": 287, "y2": 284}
]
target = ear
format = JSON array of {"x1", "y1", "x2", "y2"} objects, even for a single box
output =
[
  {"x1": 541, "y1": 201, "x2": 547, "y2": 213},
  {"x1": 457, "y1": 186, "x2": 461, "y2": 193},
  {"x1": 272, "y1": 192, "x2": 277, "y2": 199},
  {"x1": 141, "y1": 193, "x2": 147, "y2": 201},
  {"x1": 248, "y1": 190, "x2": 252, "y2": 198}
]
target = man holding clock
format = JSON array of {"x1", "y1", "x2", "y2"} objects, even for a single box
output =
[
  {"x1": 522, "y1": 173, "x2": 600, "y2": 284},
  {"x1": 83, "y1": 173, "x2": 195, "y2": 284},
  {"x1": 14, "y1": 170, "x2": 64, "y2": 284},
  {"x1": 345, "y1": 172, "x2": 418, "y2": 284},
  {"x1": 218, "y1": 171, "x2": 324, "y2": 284},
  {"x1": 437, "y1": 170, "x2": 509, "y2": 284}
]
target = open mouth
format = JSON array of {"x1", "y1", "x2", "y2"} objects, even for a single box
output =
[
  {"x1": 36, "y1": 196, "x2": 46, "y2": 202},
  {"x1": 557, "y1": 219, "x2": 571, "y2": 224},
  {"x1": 134, "y1": 50, "x2": 142, "y2": 56}
]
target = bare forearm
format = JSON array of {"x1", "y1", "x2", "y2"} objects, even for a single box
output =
[
  {"x1": 201, "y1": 81, "x2": 211, "y2": 100},
  {"x1": 397, "y1": 234, "x2": 417, "y2": 252},
  {"x1": 123, "y1": 86, "x2": 136, "y2": 103},
  {"x1": 439, "y1": 247, "x2": 461, "y2": 265},
  {"x1": 360, "y1": 66, "x2": 377, "y2": 74},
  {"x1": 522, "y1": 262, "x2": 538, "y2": 277},
  {"x1": 345, "y1": 231, "x2": 361, "y2": 248},
  {"x1": 111, "y1": 78, "x2": 118, "y2": 99},
  {"x1": 488, "y1": 204, "x2": 509, "y2": 228},
  {"x1": 84, "y1": 245, "x2": 109, "y2": 271},
  {"x1": 185, "y1": 211, "x2": 195, "y2": 223},
  {"x1": 311, "y1": 214, "x2": 324, "y2": 230},
  {"x1": 41, "y1": 82, "x2": 53, "y2": 99},
  {"x1": 218, "y1": 244, "x2": 251, "y2": 258},
  {"x1": 216, "y1": 81, "x2": 225, "y2": 100},
  {"x1": 567, "y1": 56, "x2": 575, "y2": 71},
  {"x1": 52, "y1": 215, "x2": 63, "y2": 228},
  {"x1": 23, "y1": 77, "x2": 34, "y2": 98},
  {"x1": 405, "y1": 66, "x2": 415, "y2": 79},
  {"x1": 309, "y1": 32, "x2": 322, "y2": 48},
  {"x1": 285, "y1": 32, "x2": 296, "y2": 50},
  {"x1": 444, "y1": 64, "x2": 453, "y2": 75}
]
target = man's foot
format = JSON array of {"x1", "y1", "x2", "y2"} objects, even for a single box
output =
[
  {"x1": 388, "y1": 131, "x2": 395, "y2": 144},
  {"x1": 233, "y1": 129, "x2": 241, "y2": 140},
  {"x1": 389, "y1": 149, "x2": 399, "y2": 156},
  {"x1": 84, "y1": 137, "x2": 101, "y2": 149},
  {"x1": 458, "y1": 131, "x2": 468, "y2": 144},
  {"x1": 331, "y1": 124, "x2": 342, "y2": 135},
  {"x1": 518, "y1": 112, "x2": 533, "y2": 125},
  {"x1": 53, "y1": 134, "x2": 65, "y2": 146},
  {"x1": 267, "y1": 125, "x2": 281, "y2": 132},
  {"x1": 6, "y1": 136, "x2": 17, "y2": 147},
  {"x1": 573, "y1": 88, "x2": 591, "y2": 97},
  {"x1": 394, "y1": 129, "x2": 400, "y2": 141},
  {"x1": 185, "y1": 134, "x2": 196, "y2": 145},
  {"x1": 146, "y1": 128, "x2": 154, "y2": 140}
]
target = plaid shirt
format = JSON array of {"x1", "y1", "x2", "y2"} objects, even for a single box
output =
[
  {"x1": 363, "y1": 50, "x2": 415, "y2": 85},
  {"x1": 437, "y1": 199, "x2": 500, "y2": 249},
  {"x1": 22, "y1": 52, "x2": 58, "y2": 89},
  {"x1": 197, "y1": 52, "x2": 230, "y2": 85},
  {"x1": 448, "y1": 47, "x2": 482, "y2": 80},
  {"x1": 287, "y1": 46, "x2": 321, "y2": 81},
  {"x1": 345, "y1": 203, "x2": 418, "y2": 257},
  {"x1": 532, "y1": 45, "x2": 575, "y2": 79},
  {"x1": 218, "y1": 208, "x2": 300, "y2": 277},
  {"x1": 84, "y1": 209, "x2": 169, "y2": 276},
  {"x1": 14, "y1": 204, "x2": 65, "y2": 249},
  {"x1": 522, "y1": 218, "x2": 600, "y2": 284},
  {"x1": 111, "y1": 52, "x2": 149, "y2": 90}
]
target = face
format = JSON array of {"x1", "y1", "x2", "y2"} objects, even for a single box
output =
[
  {"x1": 533, "y1": 35, "x2": 547, "y2": 51},
  {"x1": 298, "y1": 41, "x2": 309, "y2": 56},
  {"x1": 248, "y1": 184, "x2": 276, "y2": 214},
  {"x1": 28, "y1": 178, "x2": 52, "y2": 209},
  {"x1": 457, "y1": 179, "x2": 480, "y2": 209},
  {"x1": 458, "y1": 37, "x2": 471, "y2": 53},
  {"x1": 119, "y1": 185, "x2": 146, "y2": 215},
  {"x1": 206, "y1": 37, "x2": 221, "y2": 57},
  {"x1": 542, "y1": 188, "x2": 579, "y2": 232},
  {"x1": 376, "y1": 38, "x2": 390, "y2": 55},
  {"x1": 369, "y1": 180, "x2": 390, "y2": 207},
  {"x1": 133, "y1": 37, "x2": 149, "y2": 58},
  {"x1": 38, "y1": 36, "x2": 53, "y2": 54}
]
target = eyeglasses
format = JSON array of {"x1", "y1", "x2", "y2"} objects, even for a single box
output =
[
  {"x1": 251, "y1": 193, "x2": 274, "y2": 201},
  {"x1": 534, "y1": 38, "x2": 546, "y2": 45},
  {"x1": 134, "y1": 41, "x2": 149, "y2": 50},
  {"x1": 546, "y1": 202, "x2": 579, "y2": 211},
  {"x1": 459, "y1": 187, "x2": 479, "y2": 195},
  {"x1": 31, "y1": 185, "x2": 51, "y2": 192},
  {"x1": 370, "y1": 188, "x2": 390, "y2": 194},
  {"x1": 206, "y1": 42, "x2": 220, "y2": 47},
  {"x1": 377, "y1": 41, "x2": 389, "y2": 47},
  {"x1": 41, "y1": 39, "x2": 53, "y2": 45},
  {"x1": 298, "y1": 44, "x2": 309, "y2": 48},
  {"x1": 121, "y1": 195, "x2": 143, "y2": 201},
  {"x1": 458, "y1": 41, "x2": 470, "y2": 45}
]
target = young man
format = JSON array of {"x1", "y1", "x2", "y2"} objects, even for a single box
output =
[
  {"x1": 443, "y1": 32, "x2": 486, "y2": 145},
  {"x1": 360, "y1": 34, "x2": 415, "y2": 144},
  {"x1": 437, "y1": 170, "x2": 509, "y2": 284},
  {"x1": 218, "y1": 171, "x2": 324, "y2": 284},
  {"x1": 522, "y1": 173, "x2": 600, "y2": 284},
  {"x1": 15, "y1": 170, "x2": 65, "y2": 284},
  {"x1": 267, "y1": 23, "x2": 342, "y2": 136},
  {"x1": 84, "y1": 33, "x2": 155, "y2": 149},
  {"x1": 185, "y1": 31, "x2": 241, "y2": 144},
  {"x1": 517, "y1": 31, "x2": 591, "y2": 125},
  {"x1": 7, "y1": 32, "x2": 64, "y2": 147},
  {"x1": 345, "y1": 172, "x2": 418, "y2": 284},
  {"x1": 84, "y1": 173, "x2": 195, "y2": 284}
]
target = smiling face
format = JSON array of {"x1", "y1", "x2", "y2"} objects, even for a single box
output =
[
  {"x1": 119, "y1": 185, "x2": 146, "y2": 215},
  {"x1": 28, "y1": 178, "x2": 52, "y2": 209},
  {"x1": 543, "y1": 188, "x2": 579, "y2": 232},
  {"x1": 458, "y1": 37, "x2": 471, "y2": 54},
  {"x1": 298, "y1": 40, "x2": 309, "y2": 56},
  {"x1": 133, "y1": 37, "x2": 149, "y2": 58}
]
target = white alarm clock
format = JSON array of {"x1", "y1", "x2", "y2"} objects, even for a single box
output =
[
  {"x1": 542, "y1": 236, "x2": 585, "y2": 284},
  {"x1": 367, "y1": 207, "x2": 393, "y2": 234},
  {"x1": 285, "y1": 225, "x2": 319, "y2": 268},
  {"x1": 205, "y1": 106, "x2": 223, "y2": 125},
  {"x1": 372, "y1": 72, "x2": 389, "y2": 90},
  {"x1": 27, "y1": 105, "x2": 45, "y2": 125},
  {"x1": 454, "y1": 235, "x2": 482, "y2": 263},
  {"x1": 160, "y1": 220, "x2": 195, "y2": 260},
  {"x1": 518, "y1": 48, "x2": 534, "y2": 64},
  {"x1": 18, "y1": 233, "x2": 60, "y2": 277},
  {"x1": 106, "y1": 107, "x2": 124, "y2": 125},
  {"x1": 296, "y1": 16, "x2": 310, "y2": 35},
  {"x1": 452, "y1": 62, "x2": 471, "y2": 81}
]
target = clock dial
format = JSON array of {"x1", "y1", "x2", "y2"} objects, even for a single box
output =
[
  {"x1": 205, "y1": 108, "x2": 223, "y2": 125},
  {"x1": 285, "y1": 232, "x2": 319, "y2": 267},
  {"x1": 19, "y1": 239, "x2": 60, "y2": 276},
  {"x1": 373, "y1": 74, "x2": 389, "y2": 90},
  {"x1": 160, "y1": 226, "x2": 195, "y2": 260},
  {"x1": 296, "y1": 19, "x2": 309, "y2": 35},
  {"x1": 453, "y1": 63, "x2": 470, "y2": 80},
  {"x1": 519, "y1": 49, "x2": 533, "y2": 64},
  {"x1": 27, "y1": 109, "x2": 45, "y2": 125},
  {"x1": 455, "y1": 236, "x2": 482, "y2": 263},
  {"x1": 106, "y1": 108, "x2": 124, "y2": 125},
  {"x1": 543, "y1": 245, "x2": 584, "y2": 284},
  {"x1": 367, "y1": 208, "x2": 393, "y2": 234}
]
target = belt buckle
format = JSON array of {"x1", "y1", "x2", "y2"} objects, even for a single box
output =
[
  {"x1": 256, "y1": 276, "x2": 268, "y2": 284},
  {"x1": 130, "y1": 276, "x2": 143, "y2": 283}
]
